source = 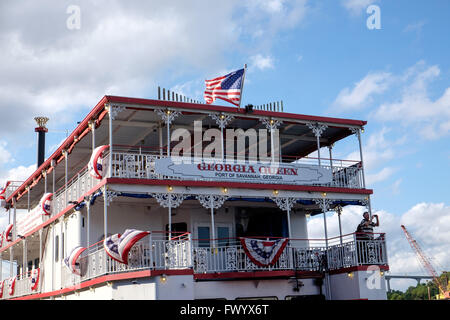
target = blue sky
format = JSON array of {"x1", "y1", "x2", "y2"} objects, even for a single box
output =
[{"x1": 0, "y1": 0, "x2": 449, "y2": 291}]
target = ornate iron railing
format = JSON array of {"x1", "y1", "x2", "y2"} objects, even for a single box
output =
[{"x1": 2, "y1": 233, "x2": 387, "y2": 299}]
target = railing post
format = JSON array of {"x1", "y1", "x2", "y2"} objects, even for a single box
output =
[
  {"x1": 149, "y1": 232, "x2": 154, "y2": 269},
  {"x1": 353, "y1": 233, "x2": 358, "y2": 266},
  {"x1": 188, "y1": 233, "x2": 193, "y2": 268}
]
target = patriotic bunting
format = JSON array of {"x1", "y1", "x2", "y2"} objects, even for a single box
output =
[
  {"x1": 0, "y1": 181, "x2": 10, "y2": 200},
  {"x1": 4, "y1": 224, "x2": 13, "y2": 242},
  {"x1": 40, "y1": 193, "x2": 53, "y2": 215},
  {"x1": 8, "y1": 277, "x2": 16, "y2": 296},
  {"x1": 240, "y1": 237, "x2": 288, "y2": 267},
  {"x1": 88, "y1": 145, "x2": 110, "y2": 179},
  {"x1": 64, "y1": 246, "x2": 87, "y2": 275},
  {"x1": 31, "y1": 268, "x2": 40, "y2": 291},
  {"x1": 103, "y1": 229, "x2": 150, "y2": 264}
]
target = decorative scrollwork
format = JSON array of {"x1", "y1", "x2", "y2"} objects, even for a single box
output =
[
  {"x1": 196, "y1": 194, "x2": 228, "y2": 210},
  {"x1": 151, "y1": 193, "x2": 187, "y2": 208},
  {"x1": 105, "y1": 191, "x2": 119, "y2": 206},
  {"x1": 349, "y1": 127, "x2": 360, "y2": 135},
  {"x1": 226, "y1": 247, "x2": 237, "y2": 270},
  {"x1": 312, "y1": 198, "x2": 334, "y2": 213},
  {"x1": 209, "y1": 113, "x2": 235, "y2": 129},
  {"x1": 107, "y1": 105, "x2": 126, "y2": 121},
  {"x1": 261, "y1": 118, "x2": 282, "y2": 131},
  {"x1": 195, "y1": 248, "x2": 208, "y2": 273},
  {"x1": 307, "y1": 122, "x2": 328, "y2": 138},
  {"x1": 155, "y1": 108, "x2": 181, "y2": 125},
  {"x1": 270, "y1": 197, "x2": 297, "y2": 212}
]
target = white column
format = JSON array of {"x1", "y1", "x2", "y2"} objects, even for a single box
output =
[
  {"x1": 168, "y1": 197, "x2": 172, "y2": 240},
  {"x1": 337, "y1": 206, "x2": 343, "y2": 246},
  {"x1": 39, "y1": 229, "x2": 42, "y2": 268},
  {"x1": 89, "y1": 120, "x2": 96, "y2": 153},
  {"x1": 9, "y1": 246, "x2": 13, "y2": 277},
  {"x1": 103, "y1": 186, "x2": 108, "y2": 239},
  {"x1": 159, "y1": 123, "x2": 163, "y2": 157},
  {"x1": 64, "y1": 150, "x2": 68, "y2": 207},
  {"x1": 86, "y1": 198, "x2": 91, "y2": 249},
  {"x1": 23, "y1": 239, "x2": 27, "y2": 275},
  {"x1": 356, "y1": 128, "x2": 366, "y2": 188},
  {"x1": 44, "y1": 171, "x2": 47, "y2": 194},
  {"x1": 210, "y1": 197, "x2": 216, "y2": 248},
  {"x1": 328, "y1": 145, "x2": 333, "y2": 171},
  {"x1": 166, "y1": 115, "x2": 170, "y2": 157},
  {"x1": 13, "y1": 197, "x2": 16, "y2": 242},
  {"x1": 286, "y1": 206, "x2": 292, "y2": 239},
  {"x1": 109, "y1": 109, "x2": 113, "y2": 178},
  {"x1": 52, "y1": 160, "x2": 55, "y2": 194},
  {"x1": 27, "y1": 186, "x2": 30, "y2": 212},
  {"x1": 323, "y1": 211, "x2": 328, "y2": 250},
  {"x1": 308, "y1": 123, "x2": 328, "y2": 167}
]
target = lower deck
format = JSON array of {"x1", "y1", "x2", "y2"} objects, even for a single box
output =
[{"x1": 0, "y1": 182, "x2": 386, "y2": 300}]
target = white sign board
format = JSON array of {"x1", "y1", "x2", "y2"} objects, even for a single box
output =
[
  {"x1": 17, "y1": 206, "x2": 44, "y2": 237},
  {"x1": 154, "y1": 157, "x2": 332, "y2": 185}
]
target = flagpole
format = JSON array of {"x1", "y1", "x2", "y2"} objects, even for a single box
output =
[{"x1": 238, "y1": 64, "x2": 247, "y2": 110}]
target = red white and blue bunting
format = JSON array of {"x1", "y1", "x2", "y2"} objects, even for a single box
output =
[
  {"x1": 31, "y1": 268, "x2": 40, "y2": 291},
  {"x1": 103, "y1": 229, "x2": 150, "y2": 264},
  {"x1": 4, "y1": 224, "x2": 13, "y2": 243},
  {"x1": 64, "y1": 246, "x2": 87, "y2": 275},
  {"x1": 88, "y1": 145, "x2": 109, "y2": 179},
  {"x1": 240, "y1": 237, "x2": 288, "y2": 267},
  {"x1": 8, "y1": 276, "x2": 16, "y2": 296},
  {"x1": 40, "y1": 193, "x2": 53, "y2": 215}
]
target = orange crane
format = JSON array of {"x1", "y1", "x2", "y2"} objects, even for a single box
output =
[{"x1": 400, "y1": 225, "x2": 449, "y2": 300}]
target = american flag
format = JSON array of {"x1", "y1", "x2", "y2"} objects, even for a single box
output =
[{"x1": 204, "y1": 68, "x2": 245, "y2": 107}]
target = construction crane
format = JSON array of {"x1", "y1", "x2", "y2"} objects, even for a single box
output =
[{"x1": 401, "y1": 225, "x2": 449, "y2": 300}]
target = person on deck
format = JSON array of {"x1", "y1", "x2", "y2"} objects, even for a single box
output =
[{"x1": 356, "y1": 211, "x2": 379, "y2": 240}]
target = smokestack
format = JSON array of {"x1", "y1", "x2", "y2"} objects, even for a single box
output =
[{"x1": 34, "y1": 117, "x2": 49, "y2": 168}]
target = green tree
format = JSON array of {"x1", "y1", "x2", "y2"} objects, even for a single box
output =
[{"x1": 387, "y1": 271, "x2": 448, "y2": 300}]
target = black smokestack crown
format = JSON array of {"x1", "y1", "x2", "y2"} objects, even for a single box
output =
[{"x1": 34, "y1": 117, "x2": 49, "y2": 168}]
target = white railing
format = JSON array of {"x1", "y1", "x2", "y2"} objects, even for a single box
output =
[
  {"x1": 60, "y1": 234, "x2": 192, "y2": 289},
  {"x1": 1, "y1": 270, "x2": 41, "y2": 299},
  {"x1": 109, "y1": 149, "x2": 364, "y2": 189},
  {"x1": 192, "y1": 234, "x2": 387, "y2": 274},
  {"x1": 2, "y1": 233, "x2": 387, "y2": 299},
  {"x1": 45, "y1": 149, "x2": 364, "y2": 220},
  {"x1": 52, "y1": 166, "x2": 98, "y2": 216}
]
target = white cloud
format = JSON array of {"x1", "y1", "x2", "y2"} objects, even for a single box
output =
[
  {"x1": 307, "y1": 202, "x2": 450, "y2": 291},
  {"x1": 250, "y1": 54, "x2": 275, "y2": 71},
  {"x1": 372, "y1": 62, "x2": 450, "y2": 139},
  {"x1": 366, "y1": 166, "x2": 396, "y2": 185},
  {"x1": 333, "y1": 72, "x2": 392, "y2": 111}
]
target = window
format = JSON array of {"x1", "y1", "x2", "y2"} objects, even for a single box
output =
[
  {"x1": 197, "y1": 226, "x2": 210, "y2": 248},
  {"x1": 165, "y1": 222, "x2": 187, "y2": 240},
  {"x1": 196, "y1": 225, "x2": 231, "y2": 247},
  {"x1": 55, "y1": 235, "x2": 59, "y2": 262},
  {"x1": 217, "y1": 226, "x2": 230, "y2": 247},
  {"x1": 62, "y1": 232, "x2": 65, "y2": 259}
]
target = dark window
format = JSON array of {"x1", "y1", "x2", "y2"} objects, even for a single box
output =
[
  {"x1": 197, "y1": 226, "x2": 210, "y2": 247},
  {"x1": 55, "y1": 235, "x2": 59, "y2": 262},
  {"x1": 165, "y1": 222, "x2": 187, "y2": 240}
]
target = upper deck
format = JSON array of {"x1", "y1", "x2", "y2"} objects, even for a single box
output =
[{"x1": 3, "y1": 95, "x2": 370, "y2": 210}]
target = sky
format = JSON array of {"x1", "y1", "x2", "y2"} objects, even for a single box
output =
[{"x1": 0, "y1": 0, "x2": 449, "y2": 292}]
